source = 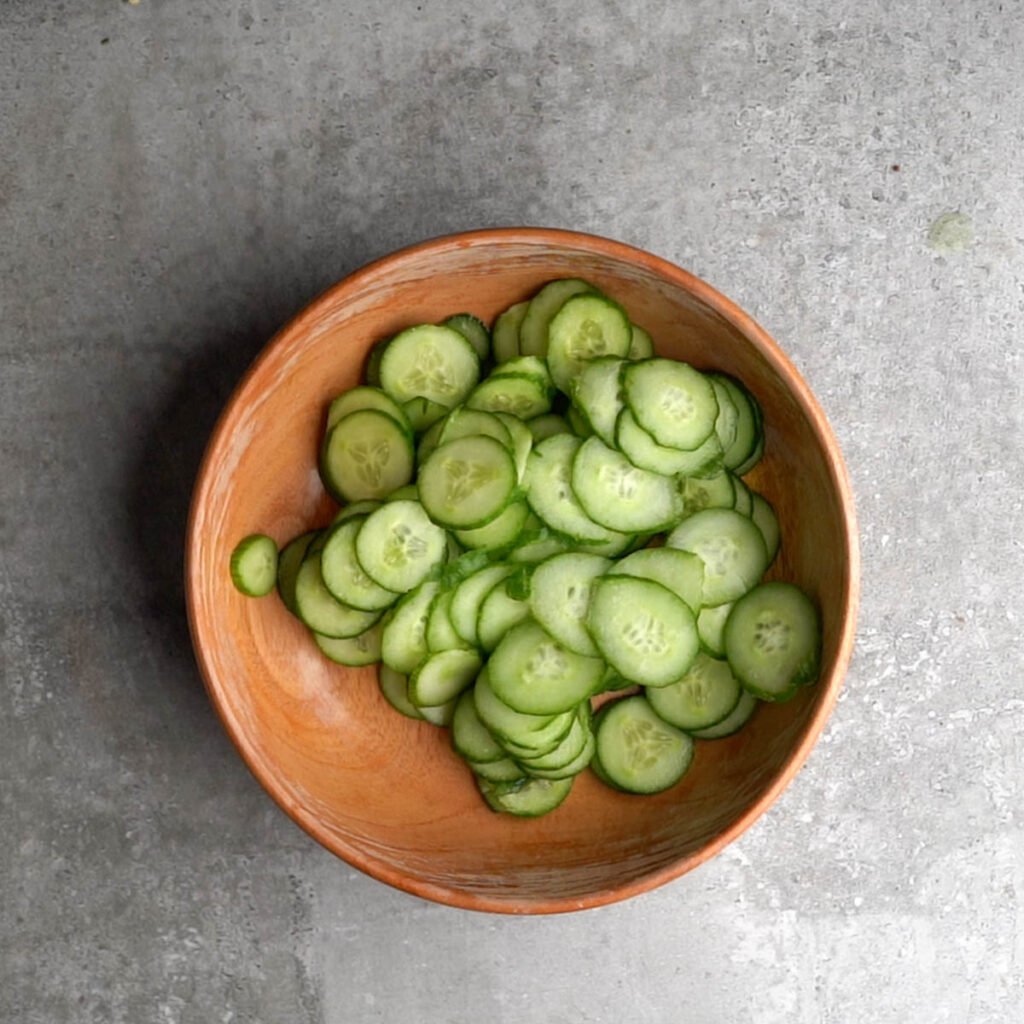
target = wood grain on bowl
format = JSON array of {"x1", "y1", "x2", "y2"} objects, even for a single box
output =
[{"x1": 186, "y1": 228, "x2": 859, "y2": 914}]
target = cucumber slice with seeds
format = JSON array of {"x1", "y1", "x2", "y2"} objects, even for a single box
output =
[
  {"x1": 588, "y1": 576, "x2": 699, "y2": 688},
  {"x1": 315, "y1": 622, "x2": 385, "y2": 666},
  {"x1": 320, "y1": 408, "x2": 414, "y2": 503},
  {"x1": 466, "y1": 373, "x2": 552, "y2": 419},
  {"x1": 230, "y1": 534, "x2": 278, "y2": 597},
  {"x1": 320, "y1": 518, "x2": 400, "y2": 612},
  {"x1": 645, "y1": 653, "x2": 742, "y2": 731},
  {"x1": 519, "y1": 278, "x2": 597, "y2": 358},
  {"x1": 569, "y1": 356, "x2": 625, "y2": 446},
  {"x1": 419, "y1": 435, "x2": 519, "y2": 530},
  {"x1": 615, "y1": 409, "x2": 718, "y2": 477},
  {"x1": 354, "y1": 500, "x2": 447, "y2": 593},
  {"x1": 380, "y1": 580, "x2": 439, "y2": 673},
  {"x1": 679, "y1": 472, "x2": 736, "y2": 518},
  {"x1": 624, "y1": 358, "x2": 718, "y2": 451},
  {"x1": 491, "y1": 300, "x2": 529, "y2": 363},
  {"x1": 294, "y1": 551, "x2": 382, "y2": 638},
  {"x1": 529, "y1": 552, "x2": 611, "y2": 657},
  {"x1": 547, "y1": 293, "x2": 633, "y2": 394},
  {"x1": 380, "y1": 323, "x2": 480, "y2": 408},
  {"x1": 438, "y1": 406, "x2": 514, "y2": 450},
  {"x1": 409, "y1": 649, "x2": 482, "y2": 706},
  {"x1": 478, "y1": 775, "x2": 574, "y2": 817},
  {"x1": 724, "y1": 582, "x2": 821, "y2": 700}
]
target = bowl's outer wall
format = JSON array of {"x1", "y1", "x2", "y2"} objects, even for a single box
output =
[{"x1": 187, "y1": 229, "x2": 859, "y2": 913}]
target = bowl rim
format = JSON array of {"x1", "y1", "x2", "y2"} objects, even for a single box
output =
[{"x1": 186, "y1": 226, "x2": 860, "y2": 915}]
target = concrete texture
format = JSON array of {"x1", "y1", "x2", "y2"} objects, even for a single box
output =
[{"x1": 1, "y1": 0, "x2": 1022, "y2": 1020}]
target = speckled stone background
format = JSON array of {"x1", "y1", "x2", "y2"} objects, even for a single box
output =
[{"x1": 2, "y1": 1, "x2": 1022, "y2": 1021}]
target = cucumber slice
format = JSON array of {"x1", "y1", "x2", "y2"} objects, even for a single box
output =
[
  {"x1": 491, "y1": 300, "x2": 529, "y2": 363},
  {"x1": 723, "y1": 582, "x2": 821, "y2": 700},
  {"x1": 418, "y1": 699, "x2": 457, "y2": 727},
  {"x1": 519, "y1": 278, "x2": 597, "y2": 358},
  {"x1": 493, "y1": 412, "x2": 533, "y2": 482},
  {"x1": 529, "y1": 552, "x2": 611, "y2": 657},
  {"x1": 378, "y1": 665, "x2": 423, "y2": 720},
  {"x1": 409, "y1": 649, "x2": 482, "y2": 706},
  {"x1": 230, "y1": 534, "x2": 278, "y2": 597},
  {"x1": 426, "y1": 590, "x2": 469, "y2": 653},
  {"x1": 450, "y1": 564, "x2": 516, "y2": 646},
  {"x1": 385, "y1": 484, "x2": 420, "y2": 503},
  {"x1": 488, "y1": 619, "x2": 605, "y2": 715},
  {"x1": 477, "y1": 573, "x2": 532, "y2": 652},
  {"x1": 364, "y1": 338, "x2": 388, "y2": 386},
  {"x1": 587, "y1": 576, "x2": 699, "y2": 688},
  {"x1": 734, "y1": 432, "x2": 765, "y2": 477},
  {"x1": 750, "y1": 493, "x2": 780, "y2": 564},
  {"x1": 320, "y1": 518, "x2": 400, "y2": 612},
  {"x1": 470, "y1": 757, "x2": 527, "y2": 783},
  {"x1": 731, "y1": 474, "x2": 753, "y2": 516},
  {"x1": 466, "y1": 373, "x2": 552, "y2": 419},
  {"x1": 276, "y1": 530, "x2": 319, "y2": 614},
  {"x1": 438, "y1": 406, "x2": 514, "y2": 450},
  {"x1": 525, "y1": 730, "x2": 596, "y2": 779},
  {"x1": 606, "y1": 547, "x2": 704, "y2": 615},
  {"x1": 320, "y1": 408, "x2": 414, "y2": 503},
  {"x1": 679, "y1": 472, "x2": 736, "y2": 518},
  {"x1": 628, "y1": 324, "x2": 654, "y2": 360},
  {"x1": 402, "y1": 397, "x2": 449, "y2": 433},
  {"x1": 547, "y1": 293, "x2": 633, "y2": 394},
  {"x1": 380, "y1": 323, "x2": 480, "y2": 408},
  {"x1": 711, "y1": 374, "x2": 760, "y2": 471},
  {"x1": 419, "y1": 435, "x2": 519, "y2": 530},
  {"x1": 518, "y1": 707, "x2": 591, "y2": 772},
  {"x1": 524, "y1": 434, "x2": 630, "y2": 546},
  {"x1": 666, "y1": 508, "x2": 769, "y2": 607},
  {"x1": 314, "y1": 622, "x2": 385, "y2": 666},
  {"x1": 645, "y1": 653, "x2": 743, "y2": 731},
  {"x1": 451, "y1": 688, "x2": 506, "y2": 763},
  {"x1": 507, "y1": 522, "x2": 574, "y2": 564},
  {"x1": 442, "y1": 313, "x2": 490, "y2": 362},
  {"x1": 569, "y1": 356, "x2": 625, "y2": 446},
  {"x1": 697, "y1": 602, "x2": 733, "y2": 657},
  {"x1": 565, "y1": 404, "x2": 594, "y2": 437},
  {"x1": 593, "y1": 695, "x2": 694, "y2": 795},
  {"x1": 477, "y1": 775, "x2": 574, "y2": 816},
  {"x1": 333, "y1": 500, "x2": 382, "y2": 525},
  {"x1": 709, "y1": 377, "x2": 738, "y2": 455},
  {"x1": 615, "y1": 409, "x2": 719, "y2": 477},
  {"x1": 526, "y1": 413, "x2": 571, "y2": 443},
  {"x1": 489, "y1": 355, "x2": 554, "y2": 390},
  {"x1": 571, "y1": 436, "x2": 682, "y2": 534},
  {"x1": 354, "y1": 500, "x2": 447, "y2": 594},
  {"x1": 624, "y1": 358, "x2": 718, "y2": 451},
  {"x1": 690, "y1": 689, "x2": 758, "y2": 739},
  {"x1": 380, "y1": 580, "x2": 439, "y2": 673},
  {"x1": 416, "y1": 417, "x2": 446, "y2": 464},
  {"x1": 294, "y1": 551, "x2": 381, "y2": 638},
  {"x1": 473, "y1": 668, "x2": 573, "y2": 748},
  {"x1": 326, "y1": 385, "x2": 410, "y2": 434},
  {"x1": 453, "y1": 499, "x2": 530, "y2": 552}
]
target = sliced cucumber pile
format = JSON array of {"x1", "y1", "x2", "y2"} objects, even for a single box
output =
[{"x1": 229, "y1": 278, "x2": 823, "y2": 817}]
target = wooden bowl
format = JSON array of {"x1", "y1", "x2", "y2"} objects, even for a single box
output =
[{"x1": 186, "y1": 228, "x2": 859, "y2": 914}]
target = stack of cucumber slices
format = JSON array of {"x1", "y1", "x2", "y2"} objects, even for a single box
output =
[{"x1": 230, "y1": 279, "x2": 822, "y2": 818}]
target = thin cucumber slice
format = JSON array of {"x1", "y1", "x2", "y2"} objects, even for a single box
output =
[
  {"x1": 320, "y1": 518, "x2": 400, "y2": 612},
  {"x1": 519, "y1": 278, "x2": 597, "y2": 358},
  {"x1": 527, "y1": 413, "x2": 571, "y2": 443},
  {"x1": 697, "y1": 602, "x2": 734, "y2": 657},
  {"x1": 491, "y1": 300, "x2": 529, "y2": 363},
  {"x1": 354, "y1": 500, "x2": 447, "y2": 593},
  {"x1": 576, "y1": 531, "x2": 640, "y2": 559},
  {"x1": 442, "y1": 313, "x2": 490, "y2": 362},
  {"x1": 525, "y1": 731, "x2": 595, "y2": 779},
  {"x1": 326, "y1": 385, "x2": 410, "y2": 434},
  {"x1": 379, "y1": 323, "x2": 480, "y2": 408},
  {"x1": 606, "y1": 547, "x2": 704, "y2": 615},
  {"x1": 593, "y1": 696, "x2": 694, "y2": 795},
  {"x1": 731, "y1": 474, "x2": 753, "y2": 516},
  {"x1": 470, "y1": 757, "x2": 527, "y2": 783},
  {"x1": 438, "y1": 406, "x2": 514, "y2": 450},
  {"x1": 473, "y1": 668, "x2": 573, "y2": 748},
  {"x1": 587, "y1": 576, "x2": 699, "y2": 688},
  {"x1": 418, "y1": 699, "x2": 457, "y2": 727},
  {"x1": 565, "y1": 405, "x2": 594, "y2": 437},
  {"x1": 426, "y1": 590, "x2": 469, "y2": 653},
  {"x1": 364, "y1": 338, "x2": 388, "y2": 386},
  {"x1": 320, "y1": 408, "x2": 414, "y2": 503},
  {"x1": 750, "y1": 492, "x2": 780, "y2": 564},
  {"x1": 723, "y1": 582, "x2": 821, "y2": 700},
  {"x1": 547, "y1": 293, "x2": 633, "y2": 394},
  {"x1": 679, "y1": 472, "x2": 736, "y2": 518},
  {"x1": 571, "y1": 436, "x2": 682, "y2": 534},
  {"x1": 508, "y1": 523, "x2": 574, "y2": 564},
  {"x1": 380, "y1": 580, "x2": 439, "y2": 673},
  {"x1": 477, "y1": 574, "x2": 531, "y2": 652},
  {"x1": 568, "y1": 356, "x2": 625, "y2": 446},
  {"x1": 624, "y1": 358, "x2": 718, "y2": 451},
  {"x1": 402, "y1": 397, "x2": 449, "y2": 433},
  {"x1": 450, "y1": 564, "x2": 516, "y2": 647},
  {"x1": 416, "y1": 417, "x2": 446, "y2": 464},
  {"x1": 518, "y1": 707, "x2": 590, "y2": 771},
  {"x1": 419, "y1": 435, "x2": 518, "y2": 530},
  {"x1": 712, "y1": 374, "x2": 760, "y2": 471},
  {"x1": 488, "y1": 619, "x2": 605, "y2": 715},
  {"x1": 276, "y1": 530, "x2": 319, "y2": 615},
  {"x1": 314, "y1": 622, "x2": 385, "y2": 666},
  {"x1": 230, "y1": 534, "x2": 278, "y2": 597},
  {"x1": 666, "y1": 508, "x2": 769, "y2": 607},
  {"x1": 690, "y1": 689, "x2": 758, "y2": 739},
  {"x1": 710, "y1": 377, "x2": 738, "y2": 455},
  {"x1": 615, "y1": 409, "x2": 718, "y2": 477},
  {"x1": 453, "y1": 499, "x2": 530, "y2": 552},
  {"x1": 437, "y1": 548, "x2": 492, "y2": 589},
  {"x1": 493, "y1": 412, "x2": 533, "y2": 482},
  {"x1": 478, "y1": 775, "x2": 574, "y2": 816},
  {"x1": 734, "y1": 432, "x2": 765, "y2": 477},
  {"x1": 409, "y1": 649, "x2": 482, "y2": 706},
  {"x1": 333, "y1": 500, "x2": 382, "y2": 524},
  {"x1": 524, "y1": 434, "x2": 630, "y2": 546},
  {"x1": 294, "y1": 552, "x2": 381, "y2": 638},
  {"x1": 452, "y1": 688, "x2": 506, "y2": 763},
  {"x1": 385, "y1": 484, "x2": 419, "y2": 503},
  {"x1": 628, "y1": 324, "x2": 654, "y2": 360},
  {"x1": 378, "y1": 665, "x2": 423, "y2": 720},
  {"x1": 529, "y1": 552, "x2": 611, "y2": 657},
  {"x1": 645, "y1": 653, "x2": 743, "y2": 731},
  {"x1": 466, "y1": 373, "x2": 552, "y2": 419},
  {"x1": 489, "y1": 355, "x2": 554, "y2": 390}
]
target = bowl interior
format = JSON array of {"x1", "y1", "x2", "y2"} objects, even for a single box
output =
[{"x1": 188, "y1": 231, "x2": 857, "y2": 913}]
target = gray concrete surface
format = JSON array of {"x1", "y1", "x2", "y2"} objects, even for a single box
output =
[{"x1": 2, "y1": 1, "x2": 1022, "y2": 1021}]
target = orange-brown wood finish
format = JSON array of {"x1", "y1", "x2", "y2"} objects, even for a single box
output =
[{"x1": 186, "y1": 229, "x2": 860, "y2": 914}]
